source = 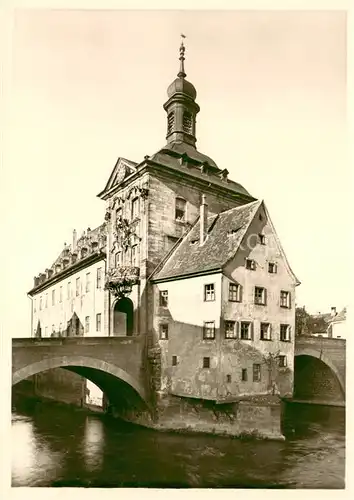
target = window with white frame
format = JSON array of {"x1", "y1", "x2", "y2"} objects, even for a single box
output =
[
  {"x1": 59, "y1": 286, "x2": 63, "y2": 303},
  {"x1": 45, "y1": 293, "x2": 48, "y2": 308},
  {"x1": 280, "y1": 290, "x2": 291, "y2": 308},
  {"x1": 97, "y1": 268, "x2": 102, "y2": 289},
  {"x1": 280, "y1": 324, "x2": 291, "y2": 342},
  {"x1": 268, "y1": 262, "x2": 277, "y2": 274},
  {"x1": 67, "y1": 281, "x2": 71, "y2": 299},
  {"x1": 175, "y1": 197, "x2": 186, "y2": 222},
  {"x1": 229, "y1": 282, "x2": 241, "y2": 302},
  {"x1": 76, "y1": 277, "x2": 80, "y2": 296},
  {"x1": 224, "y1": 320, "x2": 237, "y2": 339},
  {"x1": 131, "y1": 197, "x2": 139, "y2": 220},
  {"x1": 204, "y1": 283, "x2": 215, "y2": 302},
  {"x1": 159, "y1": 324, "x2": 169, "y2": 340},
  {"x1": 253, "y1": 363, "x2": 261, "y2": 382},
  {"x1": 159, "y1": 290, "x2": 168, "y2": 307},
  {"x1": 96, "y1": 313, "x2": 101, "y2": 332},
  {"x1": 278, "y1": 355, "x2": 287, "y2": 368},
  {"x1": 254, "y1": 287, "x2": 266, "y2": 305},
  {"x1": 131, "y1": 245, "x2": 138, "y2": 267},
  {"x1": 240, "y1": 322, "x2": 252, "y2": 340},
  {"x1": 203, "y1": 321, "x2": 215, "y2": 340},
  {"x1": 86, "y1": 273, "x2": 91, "y2": 293},
  {"x1": 52, "y1": 289, "x2": 55, "y2": 306},
  {"x1": 246, "y1": 259, "x2": 256, "y2": 270},
  {"x1": 260, "y1": 322, "x2": 271, "y2": 340}
]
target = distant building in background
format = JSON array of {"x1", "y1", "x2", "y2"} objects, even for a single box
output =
[{"x1": 309, "y1": 307, "x2": 347, "y2": 340}]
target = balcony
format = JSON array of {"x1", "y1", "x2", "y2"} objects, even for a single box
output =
[{"x1": 105, "y1": 266, "x2": 140, "y2": 297}]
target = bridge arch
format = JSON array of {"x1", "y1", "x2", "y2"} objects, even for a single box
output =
[
  {"x1": 294, "y1": 346, "x2": 345, "y2": 401},
  {"x1": 12, "y1": 355, "x2": 147, "y2": 405}
]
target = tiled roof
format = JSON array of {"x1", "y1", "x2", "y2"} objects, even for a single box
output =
[
  {"x1": 152, "y1": 200, "x2": 261, "y2": 281},
  {"x1": 149, "y1": 142, "x2": 253, "y2": 199}
]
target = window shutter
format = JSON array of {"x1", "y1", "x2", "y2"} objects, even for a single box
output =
[
  {"x1": 275, "y1": 263, "x2": 278, "y2": 274},
  {"x1": 250, "y1": 322, "x2": 254, "y2": 340},
  {"x1": 269, "y1": 323, "x2": 272, "y2": 340},
  {"x1": 288, "y1": 326, "x2": 292, "y2": 342},
  {"x1": 236, "y1": 321, "x2": 240, "y2": 339},
  {"x1": 264, "y1": 288, "x2": 267, "y2": 305},
  {"x1": 288, "y1": 292, "x2": 292, "y2": 308},
  {"x1": 239, "y1": 285, "x2": 242, "y2": 302}
]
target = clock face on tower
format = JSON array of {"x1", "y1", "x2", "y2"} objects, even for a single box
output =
[{"x1": 115, "y1": 164, "x2": 126, "y2": 185}]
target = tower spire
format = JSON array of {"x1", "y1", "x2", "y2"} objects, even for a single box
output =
[{"x1": 178, "y1": 34, "x2": 186, "y2": 78}]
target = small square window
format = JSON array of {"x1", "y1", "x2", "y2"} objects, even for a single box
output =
[
  {"x1": 160, "y1": 290, "x2": 168, "y2": 307},
  {"x1": 260, "y1": 323, "x2": 271, "y2": 340},
  {"x1": 268, "y1": 262, "x2": 277, "y2": 274},
  {"x1": 160, "y1": 324, "x2": 169, "y2": 340},
  {"x1": 229, "y1": 283, "x2": 241, "y2": 302},
  {"x1": 254, "y1": 287, "x2": 266, "y2": 305},
  {"x1": 172, "y1": 355, "x2": 178, "y2": 366},
  {"x1": 241, "y1": 368, "x2": 248, "y2": 381},
  {"x1": 246, "y1": 259, "x2": 256, "y2": 270},
  {"x1": 240, "y1": 322, "x2": 252, "y2": 340},
  {"x1": 280, "y1": 290, "x2": 291, "y2": 308},
  {"x1": 259, "y1": 234, "x2": 266, "y2": 245},
  {"x1": 203, "y1": 321, "x2": 215, "y2": 340},
  {"x1": 203, "y1": 357, "x2": 210, "y2": 368},
  {"x1": 225, "y1": 320, "x2": 237, "y2": 339},
  {"x1": 278, "y1": 355, "x2": 287, "y2": 368},
  {"x1": 253, "y1": 364, "x2": 261, "y2": 382},
  {"x1": 204, "y1": 283, "x2": 215, "y2": 301},
  {"x1": 280, "y1": 324, "x2": 291, "y2": 342}
]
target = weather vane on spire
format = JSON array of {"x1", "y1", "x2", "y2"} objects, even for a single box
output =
[{"x1": 178, "y1": 34, "x2": 187, "y2": 78}]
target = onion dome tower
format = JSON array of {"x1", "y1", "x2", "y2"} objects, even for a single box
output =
[{"x1": 163, "y1": 36, "x2": 200, "y2": 148}]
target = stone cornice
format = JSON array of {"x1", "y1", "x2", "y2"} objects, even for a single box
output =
[{"x1": 28, "y1": 251, "x2": 106, "y2": 296}]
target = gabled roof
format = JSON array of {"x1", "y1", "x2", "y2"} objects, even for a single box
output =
[
  {"x1": 151, "y1": 200, "x2": 261, "y2": 282},
  {"x1": 98, "y1": 157, "x2": 138, "y2": 198}
]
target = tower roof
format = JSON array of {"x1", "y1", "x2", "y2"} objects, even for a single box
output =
[{"x1": 167, "y1": 35, "x2": 197, "y2": 100}]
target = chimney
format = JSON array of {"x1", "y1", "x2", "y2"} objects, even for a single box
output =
[
  {"x1": 331, "y1": 306, "x2": 337, "y2": 316},
  {"x1": 73, "y1": 229, "x2": 77, "y2": 250},
  {"x1": 200, "y1": 194, "x2": 208, "y2": 245}
]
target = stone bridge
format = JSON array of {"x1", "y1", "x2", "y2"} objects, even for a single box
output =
[
  {"x1": 294, "y1": 336, "x2": 345, "y2": 405},
  {"x1": 12, "y1": 336, "x2": 150, "y2": 412}
]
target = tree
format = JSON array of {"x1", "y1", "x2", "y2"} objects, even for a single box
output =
[{"x1": 295, "y1": 306, "x2": 311, "y2": 336}]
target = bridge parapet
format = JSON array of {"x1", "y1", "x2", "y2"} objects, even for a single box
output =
[{"x1": 12, "y1": 335, "x2": 149, "y2": 402}]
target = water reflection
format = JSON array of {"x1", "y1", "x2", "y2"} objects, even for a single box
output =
[
  {"x1": 82, "y1": 417, "x2": 105, "y2": 471},
  {"x1": 11, "y1": 399, "x2": 345, "y2": 488}
]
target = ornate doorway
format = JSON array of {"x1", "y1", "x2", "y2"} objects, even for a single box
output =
[{"x1": 113, "y1": 297, "x2": 134, "y2": 336}]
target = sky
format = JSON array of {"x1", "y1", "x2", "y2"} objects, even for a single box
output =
[{"x1": 2, "y1": 9, "x2": 348, "y2": 338}]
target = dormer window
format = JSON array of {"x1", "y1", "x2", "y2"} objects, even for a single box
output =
[
  {"x1": 167, "y1": 112, "x2": 175, "y2": 135},
  {"x1": 175, "y1": 197, "x2": 186, "y2": 222},
  {"x1": 183, "y1": 111, "x2": 193, "y2": 134}
]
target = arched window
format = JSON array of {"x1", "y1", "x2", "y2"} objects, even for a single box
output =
[{"x1": 175, "y1": 197, "x2": 186, "y2": 222}]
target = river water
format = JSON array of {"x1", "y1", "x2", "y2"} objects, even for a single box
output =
[{"x1": 11, "y1": 397, "x2": 345, "y2": 488}]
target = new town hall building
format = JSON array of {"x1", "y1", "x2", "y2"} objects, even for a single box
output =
[{"x1": 28, "y1": 42, "x2": 299, "y2": 408}]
